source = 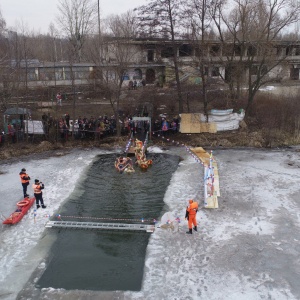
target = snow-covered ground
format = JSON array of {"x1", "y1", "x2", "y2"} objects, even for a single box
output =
[{"x1": 0, "y1": 146, "x2": 300, "y2": 300}]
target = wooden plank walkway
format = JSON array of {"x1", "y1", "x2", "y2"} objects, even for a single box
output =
[{"x1": 190, "y1": 147, "x2": 220, "y2": 208}]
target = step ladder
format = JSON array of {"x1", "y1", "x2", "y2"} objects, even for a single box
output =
[{"x1": 45, "y1": 221, "x2": 155, "y2": 233}]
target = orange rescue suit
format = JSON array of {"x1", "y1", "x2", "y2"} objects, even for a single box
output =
[
  {"x1": 32, "y1": 184, "x2": 43, "y2": 194},
  {"x1": 20, "y1": 173, "x2": 30, "y2": 184},
  {"x1": 186, "y1": 201, "x2": 198, "y2": 229}
]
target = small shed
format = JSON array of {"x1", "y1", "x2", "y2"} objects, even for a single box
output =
[{"x1": 3, "y1": 108, "x2": 31, "y2": 133}]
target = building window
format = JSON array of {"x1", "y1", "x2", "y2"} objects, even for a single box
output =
[
  {"x1": 146, "y1": 69, "x2": 155, "y2": 83},
  {"x1": 290, "y1": 68, "x2": 299, "y2": 80},
  {"x1": 210, "y1": 45, "x2": 220, "y2": 57},
  {"x1": 147, "y1": 50, "x2": 154, "y2": 62},
  {"x1": 122, "y1": 70, "x2": 129, "y2": 81},
  {"x1": 64, "y1": 67, "x2": 72, "y2": 80},
  {"x1": 211, "y1": 67, "x2": 219, "y2": 77},
  {"x1": 179, "y1": 44, "x2": 192, "y2": 57},
  {"x1": 55, "y1": 68, "x2": 64, "y2": 80},
  {"x1": 286, "y1": 46, "x2": 293, "y2": 56},
  {"x1": 27, "y1": 69, "x2": 36, "y2": 81},
  {"x1": 247, "y1": 46, "x2": 257, "y2": 56},
  {"x1": 133, "y1": 69, "x2": 142, "y2": 80},
  {"x1": 161, "y1": 46, "x2": 174, "y2": 58},
  {"x1": 234, "y1": 45, "x2": 242, "y2": 56},
  {"x1": 223, "y1": 44, "x2": 233, "y2": 56},
  {"x1": 39, "y1": 67, "x2": 55, "y2": 81},
  {"x1": 204, "y1": 67, "x2": 208, "y2": 76}
]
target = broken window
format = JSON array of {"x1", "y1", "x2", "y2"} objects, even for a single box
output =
[
  {"x1": 211, "y1": 67, "x2": 220, "y2": 77},
  {"x1": 161, "y1": 46, "x2": 174, "y2": 58},
  {"x1": 147, "y1": 50, "x2": 154, "y2": 62},
  {"x1": 179, "y1": 44, "x2": 192, "y2": 57}
]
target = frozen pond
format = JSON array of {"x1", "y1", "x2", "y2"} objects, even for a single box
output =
[{"x1": 0, "y1": 146, "x2": 300, "y2": 300}]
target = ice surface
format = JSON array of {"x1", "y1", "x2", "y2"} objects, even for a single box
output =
[
  {"x1": 0, "y1": 147, "x2": 300, "y2": 300},
  {"x1": 0, "y1": 149, "x2": 106, "y2": 299}
]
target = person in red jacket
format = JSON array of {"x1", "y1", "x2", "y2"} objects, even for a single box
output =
[
  {"x1": 19, "y1": 168, "x2": 30, "y2": 198},
  {"x1": 185, "y1": 199, "x2": 198, "y2": 234}
]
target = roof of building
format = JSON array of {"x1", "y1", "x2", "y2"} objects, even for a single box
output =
[{"x1": 4, "y1": 108, "x2": 31, "y2": 115}]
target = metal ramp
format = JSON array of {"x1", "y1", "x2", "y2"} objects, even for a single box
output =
[{"x1": 45, "y1": 221, "x2": 155, "y2": 233}]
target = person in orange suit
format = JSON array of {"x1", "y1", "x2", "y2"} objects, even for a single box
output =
[
  {"x1": 185, "y1": 199, "x2": 198, "y2": 234},
  {"x1": 32, "y1": 179, "x2": 46, "y2": 209},
  {"x1": 19, "y1": 168, "x2": 30, "y2": 198}
]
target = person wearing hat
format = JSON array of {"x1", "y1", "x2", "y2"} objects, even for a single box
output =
[
  {"x1": 32, "y1": 179, "x2": 46, "y2": 209},
  {"x1": 185, "y1": 199, "x2": 199, "y2": 234},
  {"x1": 19, "y1": 168, "x2": 31, "y2": 198}
]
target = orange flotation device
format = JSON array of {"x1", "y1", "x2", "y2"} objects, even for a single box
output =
[
  {"x1": 17, "y1": 200, "x2": 30, "y2": 207},
  {"x1": 140, "y1": 163, "x2": 148, "y2": 169}
]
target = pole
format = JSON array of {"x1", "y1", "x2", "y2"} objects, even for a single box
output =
[{"x1": 97, "y1": 0, "x2": 102, "y2": 62}]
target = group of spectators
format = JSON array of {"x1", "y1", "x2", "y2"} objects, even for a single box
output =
[
  {"x1": 0, "y1": 113, "x2": 180, "y2": 146},
  {"x1": 128, "y1": 79, "x2": 146, "y2": 90},
  {"x1": 153, "y1": 117, "x2": 180, "y2": 135},
  {"x1": 42, "y1": 113, "x2": 180, "y2": 141},
  {"x1": 42, "y1": 113, "x2": 117, "y2": 141}
]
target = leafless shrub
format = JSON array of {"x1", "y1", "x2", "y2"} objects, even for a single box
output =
[{"x1": 248, "y1": 93, "x2": 300, "y2": 146}]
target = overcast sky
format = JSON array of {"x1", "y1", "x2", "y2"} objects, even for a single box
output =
[{"x1": 0, "y1": 0, "x2": 147, "y2": 34}]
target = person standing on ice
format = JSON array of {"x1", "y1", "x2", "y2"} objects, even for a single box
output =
[
  {"x1": 185, "y1": 199, "x2": 198, "y2": 234},
  {"x1": 32, "y1": 179, "x2": 46, "y2": 209},
  {"x1": 19, "y1": 168, "x2": 30, "y2": 198}
]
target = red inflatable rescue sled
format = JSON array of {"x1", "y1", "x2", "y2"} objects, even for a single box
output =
[{"x1": 2, "y1": 197, "x2": 35, "y2": 225}]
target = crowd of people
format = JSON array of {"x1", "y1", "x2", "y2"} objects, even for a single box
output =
[
  {"x1": 40, "y1": 113, "x2": 180, "y2": 141},
  {"x1": 41, "y1": 113, "x2": 118, "y2": 141},
  {"x1": 128, "y1": 79, "x2": 146, "y2": 90},
  {"x1": 0, "y1": 113, "x2": 180, "y2": 145}
]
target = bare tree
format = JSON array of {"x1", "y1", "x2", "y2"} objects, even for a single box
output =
[
  {"x1": 0, "y1": 7, "x2": 7, "y2": 64},
  {"x1": 211, "y1": 0, "x2": 300, "y2": 111},
  {"x1": 57, "y1": 0, "x2": 97, "y2": 62},
  {"x1": 98, "y1": 12, "x2": 139, "y2": 137},
  {"x1": 0, "y1": 7, "x2": 6, "y2": 35},
  {"x1": 136, "y1": 0, "x2": 185, "y2": 113},
  {"x1": 0, "y1": 8, "x2": 9, "y2": 110},
  {"x1": 185, "y1": 0, "x2": 215, "y2": 117}
]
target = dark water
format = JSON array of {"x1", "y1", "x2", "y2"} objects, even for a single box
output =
[{"x1": 37, "y1": 153, "x2": 179, "y2": 291}]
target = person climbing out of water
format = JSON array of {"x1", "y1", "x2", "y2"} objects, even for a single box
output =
[
  {"x1": 116, "y1": 156, "x2": 133, "y2": 173},
  {"x1": 185, "y1": 199, "x2": 198, "y2": 234},
  {"x1": 32, "y1": 179, "x2": 46, "y2": 209},
  {"x1": 19, "y1": 168, "x2": 30, "y2": 198},
  {"x1": 116, "y1": 156, "x2": 126, "y2": 172}
]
